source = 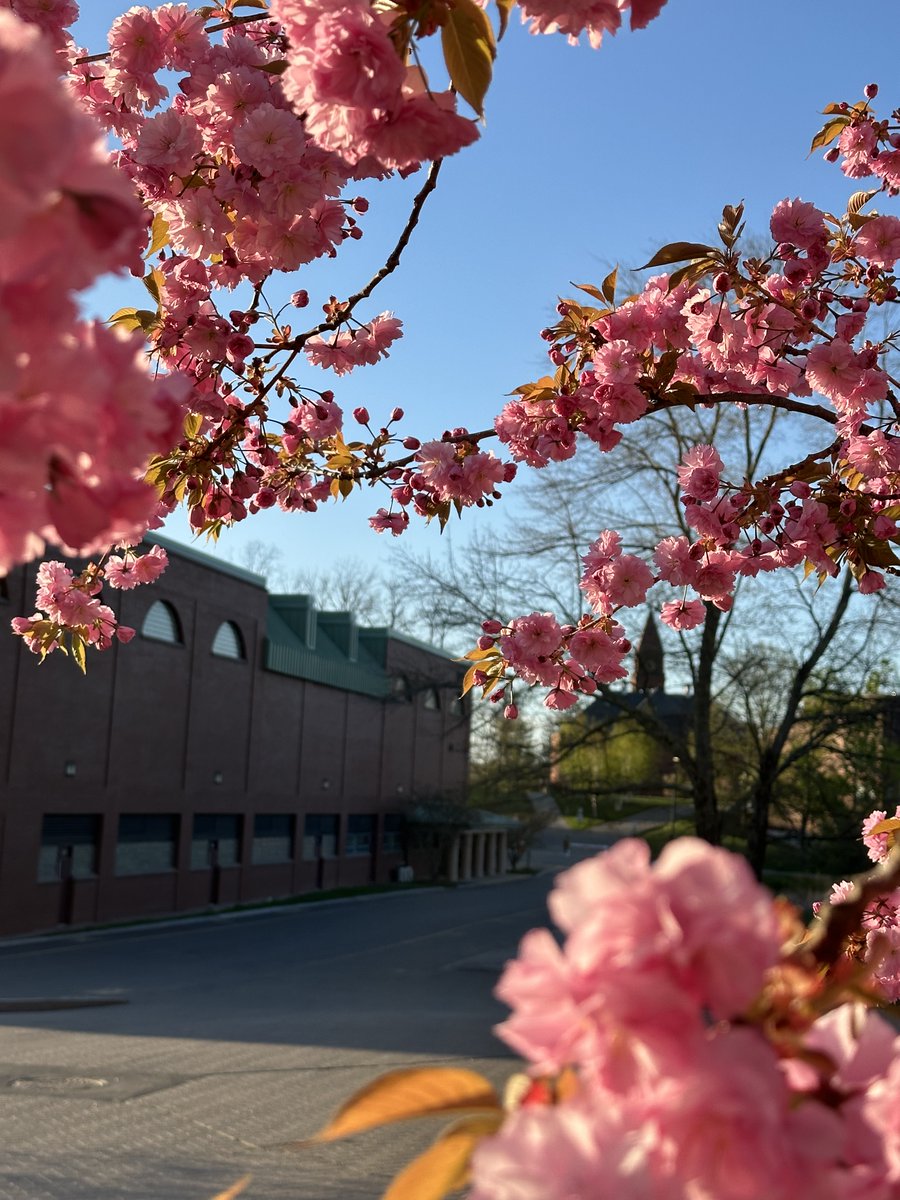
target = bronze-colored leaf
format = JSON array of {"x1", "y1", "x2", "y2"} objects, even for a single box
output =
[
  {"x1": 601, "y1": 266, "x2": 618, "y2": 305},
  {"x1": 494, "y1": 0, "x2": 514, "y2": 38},
  {"x1": 848, "y1": 188, "x2": 878, "y2": 217},
  {"x1": 810, "y1": 116, "x2": 849, "y2": 154},
  {"x1": 441, "y1": 0, "x2": 495, "y2": 117},
  {"x1": 383, "y1": 1114, "x2": 503, "y2": 1200},
  {"x1": 299, "y1": 1068, "x2": 500, "y2": 1146},
  {"x1": 638, "y1": 241, "x2": 716, "y2": 270},
  {"x1": 866, "y1": 817, "x2": 900, "y2": 841},
  {"x1": 571, "y1": 281, "x2": 606, "y2": 303}
]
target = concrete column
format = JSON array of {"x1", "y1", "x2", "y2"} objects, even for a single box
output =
[
  {"x1": 447, "y1": 835, "x2": 460, "y2": 883},
  {"x1": 498, "y1": 831, "x2": 508, "y2": 874},
  {"x1": 488, "y1": 832, "x2": 498, "y2": 874},
  {"x1": 460, "y1": 831, "x2": 473, "y2": 882},
  {"x1": 474, "y1": 832, "x2": 486, "y2": 878}
]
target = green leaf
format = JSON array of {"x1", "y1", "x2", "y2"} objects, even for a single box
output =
[
  {"x1": 108, "y1": 307, "x2": 141, "y2": 331},
  {"x1": 810, "y1": 116, "x2": 849, "y2": 154},
  {"x1": 638, "y1": 242, "x2": 716, "y2": 270},
  {"x1": 70, "y1": 635, "x2": 87, "y2": 675},
  {"x1": 441, "y1": 0, "x2": 496, "y2": 118}
]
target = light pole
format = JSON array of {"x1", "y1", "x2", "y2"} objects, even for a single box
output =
[{"x1": 671, "y1": 756, "x2": 680, "y2": 829}]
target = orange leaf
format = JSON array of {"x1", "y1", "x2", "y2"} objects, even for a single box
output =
[
  {"x1": 865, "y1": 817, "x2": 900, "y2": 841},
  {"x1": 211, "y1": 1177, "x2": 251, "y2": 1200},
  {"x1": 301, "y1": 1068, "x2": 500, "y2": 1145},
  {"x1": 383, "y1": 1114, "x2": 503, "y2": 1200}
]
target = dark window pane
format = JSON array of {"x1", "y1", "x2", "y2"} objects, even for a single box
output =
[
  {"x1": 191, "y1": 814, "x2": 241, "y2": 868},
  {"x1": 252, "y1": 814, "x2": 294, "y2": 864},
  {"x1": 346, "y1": 814, "x2": 374, "y2": 856},
  {"x1": 302, "y1": 814, "x2": 338, "y2": 860},
  {"x1": 38, "y1": 815, "x2": 100, "y2": 882},
  {"x1": 115, "y1": 814, "x2": 177, "y2": 876}
]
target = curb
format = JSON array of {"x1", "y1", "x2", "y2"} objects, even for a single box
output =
[
  {"x1": 0, "y1": 995, "x2": 128, "y2": 1013},
  {"x1": 0, "y1": 872, "x2": 536, "y2": 953}
]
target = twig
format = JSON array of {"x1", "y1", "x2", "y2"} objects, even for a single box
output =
[
  {"x1": 807, "y1": 843, "x2": 900, "y2": 967},
  {"x1": 282, "y1": 159, "x2": 444, "y2": 351}
]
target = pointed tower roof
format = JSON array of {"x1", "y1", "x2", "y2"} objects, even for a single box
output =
[{"x1": 633, "y1": 611, "x2": 664, "y2": 693}]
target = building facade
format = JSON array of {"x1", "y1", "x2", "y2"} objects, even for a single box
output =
[{"x1": 0, "y1": 536, "x2": 471, "y2": 936}]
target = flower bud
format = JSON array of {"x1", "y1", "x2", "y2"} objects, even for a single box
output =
[
  {"x1": 865, "y1": 83, "x2": 879, "y2": 99},
  {"x1": 352, "y1": 406, "x2": 370, "y2": 425},
  {"x1": 290, "y1": 290, "x2": 309, "y2": 308},
  {"x1": 390, "y1": 407, "x2": 404, "y2": 421},
  {"x1": 504, "y1": 704, "x2": 519, "y2": 720}
]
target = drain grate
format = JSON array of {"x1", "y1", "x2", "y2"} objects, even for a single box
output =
[
  {"x1": 0, "y1": 1064, "x2": 188, "y2": 1102},
  {"x1": 10, "y1": 1075, "x2": 112, "y2": 1093}
]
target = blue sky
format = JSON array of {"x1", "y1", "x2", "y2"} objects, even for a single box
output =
[{"x1": 76, "y1": 1, "x2": 900, "y2": 584}]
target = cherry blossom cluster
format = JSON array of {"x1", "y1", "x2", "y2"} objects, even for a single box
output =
[
  {"x1": 476, "y1": 91, "x2": 900, "y2": 712},
  {"x1": 468, "y1": 837, "x2": 900, "y2": 1200},
  {"x1": 0, "y1": 0, "x2": 677, "y2": 660},
  {"x1": 516, "y1": 0, "x2": 667, "y2": 48},
  {"x1": 271, "y1": 0, "x2": 478, "y2": 173},
  {"x1": 820, "y1": 807, "x2": 900, "y2": 1004},
  {"x1": 12, "y1": 546, "x2": 168, "y2": 667},
  {"x1": 0, "y1": 7, "x2": 186, "y2": 573}
]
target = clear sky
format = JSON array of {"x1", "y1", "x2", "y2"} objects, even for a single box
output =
[{"x1": 76, "y1": 1, "x2": 900, "y2": 586}]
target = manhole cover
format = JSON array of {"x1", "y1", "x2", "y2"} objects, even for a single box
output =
[
  {"x1": 9, "y1": 1075, "x2": 112, "y2": 1093},
  {"x1": 0, "y1": 1064, "x2": 188, "y2": 1101}
]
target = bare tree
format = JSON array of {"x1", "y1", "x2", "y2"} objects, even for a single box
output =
[{"x1": 396, "y1": 404, "x2": 900, "y2": 875}]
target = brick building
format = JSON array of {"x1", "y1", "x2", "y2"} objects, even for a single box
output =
[{"x1": 0, "y1": 536, "x2": 471, "y2": 936}]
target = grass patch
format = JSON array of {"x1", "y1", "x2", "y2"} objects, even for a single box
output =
[{"x1": 563, "y1": 797, "x2": 673, "y2": 827}]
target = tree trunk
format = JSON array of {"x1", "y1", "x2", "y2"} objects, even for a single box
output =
[
  {"x1": 691, "y1": 603, "x2": 722, "y2": 845},
  {"x1": 747, "y1": 753, "x2": 777, "y2": 878}
]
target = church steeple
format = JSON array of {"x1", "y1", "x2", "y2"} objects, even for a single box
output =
[{"x1": 633, "y1": 612, "x2": 664, "y2": 693}]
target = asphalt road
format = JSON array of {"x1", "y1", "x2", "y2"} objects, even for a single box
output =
[{"x1": 0, "y1": 869, "x2": 569, "y2": 1200}]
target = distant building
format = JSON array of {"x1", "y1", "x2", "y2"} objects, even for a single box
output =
[
  {"x1": 553, "y1": 614, "x2": 694, "y2": 797},
  {"x1": 0, "y1": 536, "x2": 472, "y2": 936}
]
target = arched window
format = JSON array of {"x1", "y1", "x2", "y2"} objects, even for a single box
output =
[
  {"x1": 211, "y1": 621, "x2": 245, "y2": 660},
  {"x1": 423, "y1": 686, "x2": 440, "y2": 711},
  {"x1": 141, "y1": 600, "x2": 182, "y2": 645},
  {"x1": 391, "y1": 674, "x2": 411, "y2": 702},
  {"x1": 450, "y1": 693, "x2": 468, "y2": 716}
]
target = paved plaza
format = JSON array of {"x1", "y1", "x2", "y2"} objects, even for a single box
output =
[{"x1": 0, "y1": 868, "x2": 571, "y2": 1200}]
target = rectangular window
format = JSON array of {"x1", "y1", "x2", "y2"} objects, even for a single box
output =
[
  {"x1": 252, "y1": 814, "x2": 295, "y2": 865},
  {"x1": 191, "y1": 814, "x2": 242, "y2": 869},
  {"x1": 346, "y1": 814, "x2": 375, "y2": 857},
  {"x1": 38, "y1": 815, "x2": 100, "y2": 883},
  {"x1": 383, "y1": 813, "x2": 404, "y2": 856},
  {"x1": 302, "y1": 814, "x2": 338, "y2": 861},
  {"x1": 115, "y1": 814, "x2": 178, "y2": 876}
]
